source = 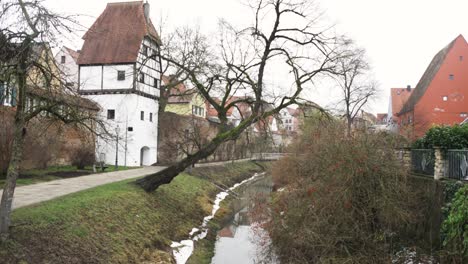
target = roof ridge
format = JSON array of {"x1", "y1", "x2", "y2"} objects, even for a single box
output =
[{"x1": 398, "y1": 36, "x2": 460, "y2": 115}]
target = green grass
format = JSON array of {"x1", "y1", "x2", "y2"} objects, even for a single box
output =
[
  {"x1": 0, "y1": 165, "x2": 138, "y2": 189},
  {"x1": 0, "y1": 162, "x2": 264, "y2": 263}
]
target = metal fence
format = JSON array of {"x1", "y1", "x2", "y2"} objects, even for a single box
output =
[
  {"x1": 411, "y1": 149, "x2": 435, "y2": 176},
  {"x1": 446, "y1": 150, "x2": 468, "y2": 181}
]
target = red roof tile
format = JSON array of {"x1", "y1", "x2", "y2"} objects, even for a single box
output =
[{"x1": 78, "y1": 1, "x2": 161, "y2": 65}]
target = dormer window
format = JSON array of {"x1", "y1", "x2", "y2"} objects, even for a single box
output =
[
  {"x1": 117, "y1": 70, "x2": 125, "y2": 81},
  {"x1": 61, "y1": 56, "x2": 66, "y2": 64}
]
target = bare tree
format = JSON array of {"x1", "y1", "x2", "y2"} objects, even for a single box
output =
[
  {"x1": 333, "y1": 46, "x2": 377, "y2": 136},
  {"x1": 137, "y1": 0, "x2": 346, "y2": 191},
  {"x1": 0, "y1": 0, "x2": 105, "y2": 240}
]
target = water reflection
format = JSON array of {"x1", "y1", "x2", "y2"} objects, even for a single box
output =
[{"x1": 211, "y1": 176, "x2": 278, "y2": 264}]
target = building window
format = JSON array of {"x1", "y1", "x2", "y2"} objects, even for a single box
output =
[
  {"x1": 139, "y1": 73, "x2": 145, "y2": 83},
  {"x1": 117, "y1": 70, "x2": 125, "y2": 81},
  {"x1": 449, "y1": 74, "x2": 454, "y2": 80},
  {"x1": 150, "y1": 113, "x2": 153, "y2": 122},
  {"x1": 128, "y1": 127, "x2": 133, "y2": 132},
  {"x1": 107, "y1": 109, "x2": 115, "y2": 120},
  {"x1": 143, "y1": 46, "x2": 148, "y2": 56},
  {"x1": 153, "y1": 77, "x2": 159, "y2": 88},
  {"x1": 141, "y1": 111, "x2": 144, "y2": 121},
  {"x1": 461, "y1": 113, "x2": 468, "y2": 118},
  {"x1": 443, "y1": 96, "x2": 448, "y2": 101},
  {"x1": 61, "y1": 56, "x2": 66, "y2": 64}
]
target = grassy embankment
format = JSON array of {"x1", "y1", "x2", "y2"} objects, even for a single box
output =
[
  {"x1": 0, "y1": 162, "x2": 264, "y2": 263},
  {"x1": 0, "y1": 165, "x2": 136, "y2": 189}
]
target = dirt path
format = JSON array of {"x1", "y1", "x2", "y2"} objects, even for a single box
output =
[{"x1": 1, "y1": 166, "x2": 165, "y2": 209}]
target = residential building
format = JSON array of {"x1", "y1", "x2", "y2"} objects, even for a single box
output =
[
  {"x1": 54, "y1": 46, "x2": 80, "y2": 90},
  {"x1": 78, "y1": 1, "x2": 161, "y2": 166},
  {"x1": 163, "y1": 76, "x2": 206, "y2": 118},
  {"x1": 279, "y1": 107, "x2": 300, "y2": 133},
  {"x1": 387, "y1": 86, "x2": 414, "y2": 133},
  {"x1": 398, "y1": 35, "x2": 468, "y2": 138},
  {"x1": 0, "y1": 43, "x2": 98, "y2": 172}
]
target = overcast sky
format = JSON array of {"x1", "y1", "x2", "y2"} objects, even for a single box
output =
[{"x1": 45, "y1": 0, "x2": 468, "y2": 115}]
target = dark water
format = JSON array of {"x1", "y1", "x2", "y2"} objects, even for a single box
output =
[{"x1": 211, "y1": 175, "x2": 278, "y2": 264}]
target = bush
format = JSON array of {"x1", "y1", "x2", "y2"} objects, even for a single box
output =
[
  {"x1": 441, "y1": 184, "x2": 468, "y2": 262},
  {"x1": 266, "y1": 121, "x2": 416, "y2": 263},
  {"x1": 413, "y1": 124, "x2": 468, "y2": 149},
  {"x1": 71, "y1": 147, "x2": 95, "y2": 170}
]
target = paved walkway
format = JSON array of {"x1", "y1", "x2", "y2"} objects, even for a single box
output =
[{"x1": 1, "y1": 166, "x2": 165, "y2": 209}]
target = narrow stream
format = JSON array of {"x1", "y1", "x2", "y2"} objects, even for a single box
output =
[
  {"x1": 171, "y1": 173, "x2": 270, "y2": 264},
  {"x1": 211, "y1": 175, "x2": 278, "y2": 264}
]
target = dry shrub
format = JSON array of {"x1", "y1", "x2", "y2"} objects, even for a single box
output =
[{"x1": 268, "y1": 120, "x2": 416, "y2": 263}]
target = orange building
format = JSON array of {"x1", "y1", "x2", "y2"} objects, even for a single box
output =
[{"x1": 398, "y1": 35, "x2": 468, "y2": 138}]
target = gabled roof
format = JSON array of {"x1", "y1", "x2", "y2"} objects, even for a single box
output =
[
  {"x1": 391, "y1": 87, "x2": 413, "y2": 118},
  {"x1": 78, "y1": 1, "x2": 161, "y2": 65},
  {"x1": 399, "y1": 35, "x2": 465, "y2": 115},
  {"x1": 63, "y1": 47, "x2": 80, "y2": 63}
]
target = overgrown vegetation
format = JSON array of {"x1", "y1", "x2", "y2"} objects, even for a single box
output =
[
  {"x1": 0, "y1": 162, "x2": 263, "y2": 263},
  {"x1": 413, "y1": 124, "x2": 468, "y2": 149},
  {"x1": 265, "y1": 120, "x2": 420, "y2": 263},
  {"x1": 441, "y1": 184, "x2": 468, "y2": 262}
]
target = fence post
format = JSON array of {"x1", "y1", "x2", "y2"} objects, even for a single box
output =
[
  {"x1": 396, "y1": 148, "x2": 411, "y2": 171},
  {"x1": 433, "y1": 147, "x2": 445, "y2": 180}
]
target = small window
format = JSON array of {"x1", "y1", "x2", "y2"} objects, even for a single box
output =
[
  {"x1": 150, "y1": 113, "x2": 153, "y2": 122},
  {"x1": 460, "y1": 56, "x2": 463, "y2": 61},
  {"x1": 117, "y1": 71, "x2": 125, "y2": 81},
  {"x1": 128, "y1": 127, "x2": 133, "y2": 132},
  {"x1": 61, "y1": 56, "x2": 66, "y2": 64},
  {"x1": 153, "y1": 78, "x2": 159, "y2": 88},
  {"x1": 461, "y1": 113, "x2": 468, "y2": 117},
  {"x1": 143, "y1": 46, "x2": 148, "y2": 56},
  {"x1": 140, "y1": 111, "x2": 144, "y2": 121},
  {"x1": 139, "y1": 73, "x2": 145, "y2": 83},
  {"x1": 443, "y1": 96, "x2": 448, "y2": 101},
  {"x1": 449, "y1": 74, "x2": 454, "y2": 80},
  {"x1": 107, "y1": 109, "x2": 115, "y2": 120}
]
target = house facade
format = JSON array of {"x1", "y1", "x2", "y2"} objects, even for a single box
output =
[
  {"x1": 78, "y1": 1, "x2": 162, "y2": 166},
  {"x1": 162, "y1": 76, "x2": 206, "y2": 118},
  {"x1": 398, "y1": 35, "x2": 468, "y2": 138},
  {"x1": 55, "y1": 46, "x2": 80, "y2": 90},
  {"x1": 386, "y1": 87, "x2": 414, "y2": 133}
]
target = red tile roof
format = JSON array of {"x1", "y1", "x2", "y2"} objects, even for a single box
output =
[
  {"x1": 391, "y1": 88, "x2": 413, "y2": 118},
  {"x1": 78, "y1": 1, "x2": 161, "y2": 65}
]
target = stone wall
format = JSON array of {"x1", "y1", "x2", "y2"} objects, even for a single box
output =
[
  {"x1": 0, "y1": 107, "x2": 95, "y2": 173},
  {"x1": 158, "y1": 112, "x2": 267, "y2": 165}
]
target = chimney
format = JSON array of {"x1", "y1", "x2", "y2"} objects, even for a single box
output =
[
  {"x1": 406, "y1": 85, "x2": 411, "y2": 91},
  {"x1": 143, "y1": 2, "x2": 150, "y2": 23}
]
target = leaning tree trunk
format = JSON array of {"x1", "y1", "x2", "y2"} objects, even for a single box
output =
[
  {"x1": 0, "y1": 115, "x2": 26, "y2": 241},
  {"x1": 137, "y1": 138, "x2": 222, "y2": 192}
]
